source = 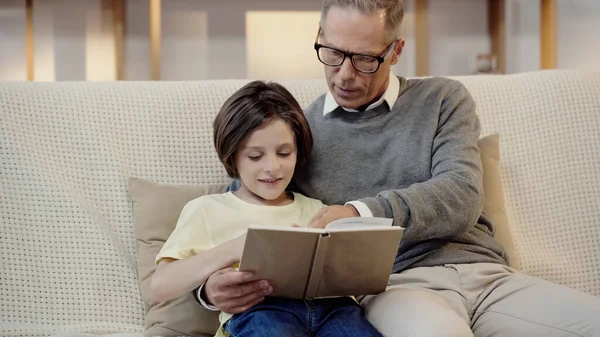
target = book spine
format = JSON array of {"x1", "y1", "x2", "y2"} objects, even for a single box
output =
[{"x1": 303, "y1": 233, "x2": 330, "y2": 299}]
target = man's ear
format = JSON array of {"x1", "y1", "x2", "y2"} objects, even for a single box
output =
[{"x1": 391, "y1": 38, "x2": 405, "y2": 65}]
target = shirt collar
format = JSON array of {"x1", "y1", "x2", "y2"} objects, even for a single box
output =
[{"x1": 323, "y1": 71, "x2": 400, "y2": 116}]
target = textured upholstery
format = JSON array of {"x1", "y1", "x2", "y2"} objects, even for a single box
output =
[{"x1": 1, "y1": 70, "x2": 598, "y2": 336}]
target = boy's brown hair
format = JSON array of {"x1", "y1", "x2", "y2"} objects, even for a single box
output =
[{"x1": 213, "y1": 80, "x2": 313, "y2": 178}]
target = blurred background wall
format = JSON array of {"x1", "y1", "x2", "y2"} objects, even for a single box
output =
[{"x1": 0, "y1": 0, "x2": 598, "y2": 81}]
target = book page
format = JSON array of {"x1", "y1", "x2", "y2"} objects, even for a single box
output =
[
  {"x1": 325, "y1": 217, "x2": 393, "y2": 230},
  {"x1": 244, "y1": 225, "x2": 326, "y2": 233}
]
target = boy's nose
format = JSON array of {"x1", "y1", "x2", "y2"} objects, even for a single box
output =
[{"x1": 265, "y1": 156, "x2": 281, "y2": 172}]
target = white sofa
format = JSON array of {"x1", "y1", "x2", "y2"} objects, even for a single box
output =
[{"x1": 1, "y1": 70, "x2": 599, "y2": 336}]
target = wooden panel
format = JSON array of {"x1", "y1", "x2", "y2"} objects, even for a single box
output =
[
  {"x1": 113, "y1": 0, "x2": 126, "y2": 80},
  {"x1": 541, "y1": 0, "x2": 557, "y2": 69},
  {"x1": 150, "y1": 0, "x2": 161, "y2": 80},
  {"x1": 26, "y1": 0, "x2": 34, "y2": 81},
  {"x1": 415, "y1": 0, "x2": 429, "y2": 77},
  {"x1": 488, "y1": 0, "x2": 506, "y2": 74}
]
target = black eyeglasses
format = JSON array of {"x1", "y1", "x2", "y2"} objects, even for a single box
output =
[{"x1": 314, "y1": 30, "x2": 396, "y2": 74}]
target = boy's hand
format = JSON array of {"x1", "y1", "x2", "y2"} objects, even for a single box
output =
[{"x1": 205, "y1": 268, "x2": 272, "y2": 314}]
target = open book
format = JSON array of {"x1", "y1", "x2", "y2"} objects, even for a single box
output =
[{"x1": 238, "y1": 217, "x2": 403, "y2": 299}]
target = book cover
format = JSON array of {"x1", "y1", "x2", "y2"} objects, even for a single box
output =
[{"x1": 238, "y1": 217, "x2": 403, "y2": 299}]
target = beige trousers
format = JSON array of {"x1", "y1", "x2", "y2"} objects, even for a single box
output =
[{"x1": 361, "y1": 263, "x2": 600, "y2": 337}]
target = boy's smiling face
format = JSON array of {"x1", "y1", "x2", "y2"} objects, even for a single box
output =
[{"x1": 234, "y1": 119, "x2": 297, "y2": 206}]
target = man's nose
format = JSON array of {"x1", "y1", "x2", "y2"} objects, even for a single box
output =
[{"x1": 338, "y1": 57, "x2": 356, "y2": 81}]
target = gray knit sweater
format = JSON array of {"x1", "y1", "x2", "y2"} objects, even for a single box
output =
[{"x1": 293, "y1": 76, "x2": 508, "y2": 273}]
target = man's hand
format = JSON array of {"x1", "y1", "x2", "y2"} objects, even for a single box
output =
[
  {"x1": 307, "y1": 205, "x2": 360, "y2": 228},
  {"x1": 204, "y1": 268, "x2": 272, "y2": 314}
]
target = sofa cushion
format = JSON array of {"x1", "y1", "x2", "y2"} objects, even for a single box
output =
[
  {"x1": 478, "y1": 134, "x2": 519, "y2": 270},
  {"x1": 129, "y1": 177, "x2": 227, "y2": 337}
]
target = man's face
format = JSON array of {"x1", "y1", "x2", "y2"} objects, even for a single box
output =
[{"x1": 320, "y1": 6, "x2": 404, "y2": 109}]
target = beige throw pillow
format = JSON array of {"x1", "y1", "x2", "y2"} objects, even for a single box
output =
[
  {"x1": 478, "y1": 133, "x2": 520, "y2": 270},
  {"x1": 129, "y1": 177, "x2": 227, "y2": 336}
]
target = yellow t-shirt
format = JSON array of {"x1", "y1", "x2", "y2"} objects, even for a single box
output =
[{"x1": 156, "y1": 191, "x2": 325, "y2": 330}]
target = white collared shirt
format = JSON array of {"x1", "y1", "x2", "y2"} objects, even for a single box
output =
[
  {"x1": 323, "y1": 71, "x2": 400, "y2": 116},
  {"x1": 321, "y1": 72, "x2": 401, "y2": 217}
]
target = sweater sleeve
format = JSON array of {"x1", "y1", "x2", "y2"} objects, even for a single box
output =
[{"x1": 359, "y1": 82, "x2": 484, "y2": 243}]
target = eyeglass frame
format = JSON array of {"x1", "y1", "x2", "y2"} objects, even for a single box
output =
[{"x1": 313, "y1": 29, "x2": 397, "y2": 74}]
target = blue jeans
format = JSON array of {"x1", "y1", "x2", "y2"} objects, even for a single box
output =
[{"x1": 223, "y1": 296, "x2": 382, "y2": 337}]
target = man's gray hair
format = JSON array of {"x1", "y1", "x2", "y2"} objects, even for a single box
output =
[{"x1": 320, "y1": 0, "x2": 404, "y2": 44}]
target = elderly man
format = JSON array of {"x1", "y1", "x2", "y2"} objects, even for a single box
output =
[{"x1": 199, "y1": 0, "x2": 600, "y2": 336}]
